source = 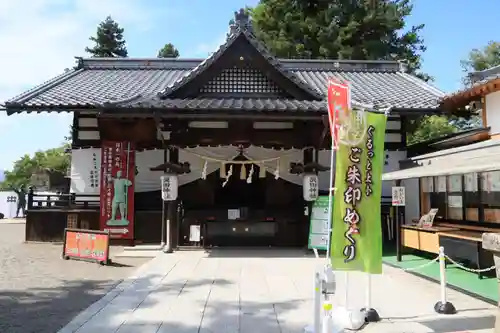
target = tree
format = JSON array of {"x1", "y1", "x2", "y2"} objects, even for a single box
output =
[
  {"x1": 85, "y1": 16, "x2": 128, "y2": 57},
  {"x1": 158, "y1": 43, "x2": 180, "y2": 58},
  {"x1": 461, "y1": 41, "x2": 500, "y2": 86},
  {"x1": 407, "y1": 115, "x2": 458, "y2": 145},
  {"x1": 0, "y1": 145, "x2": 70, "y2": 190},
  {"x1": 250, "y1": 0, "x2": 428, "y2": 78}
]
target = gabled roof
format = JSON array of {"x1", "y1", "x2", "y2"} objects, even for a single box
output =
[
  {"x1": 3, "y1": 56, "x2": 445, "y2": 115},
  {"x1": 156, "y1": 25, "x2": 324, "y2": 101}
]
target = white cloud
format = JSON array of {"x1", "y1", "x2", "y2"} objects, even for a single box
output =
[
  {"x1": 0, "y1": 0, "x2": 160, "y2": 103},
  {"x1": 0, "y1": 0, "x2": 163, "y2": 169}
]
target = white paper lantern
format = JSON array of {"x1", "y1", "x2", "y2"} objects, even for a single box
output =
[
  {"x1": 161, "y1": 174, "x2": 178, "y2": 201},
  {"x1": 303, "y1": 174, "x2": 319, "y2": 201}
]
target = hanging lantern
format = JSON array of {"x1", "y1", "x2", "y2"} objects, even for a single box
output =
[
  {"x1": 161, "y1": 174, "x2": 178, "y2": 201},
  {"x1": 303, "y1": 173, "x2": 319, "y2": 201}
]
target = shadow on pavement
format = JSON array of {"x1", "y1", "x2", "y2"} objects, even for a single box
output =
[
  {"x1": 0, "y1": 278, "x2": 120, "y2": 333},
  {"x1": 0, "y1": 271, "x2": 300, "y2": 333},
  {"x1": 419, "y1": 315, "x2": 495, "y2": 332},
  {"x1": 205, "y1": 247, "x2": 318, "y2": 258}
]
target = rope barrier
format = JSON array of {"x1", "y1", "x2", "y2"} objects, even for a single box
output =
[
  {"x1": 395, "y1": 251, "x2": 496, "y2": 274},
  {"x1": 394, "y1": 246, "x2": 496, "y2": 316},
  {"x1": 399, "y1": 255, "x2": 439, "y2": 272},
  {"x1": 444, "y1": 255, "x2": 496, "y2": 273},
  {"x1": 306, "y1": 246, "x2": 498, "y2": 332}
]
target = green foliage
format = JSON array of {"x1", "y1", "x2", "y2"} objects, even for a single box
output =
[
  {"x1": 407, "y1": 115, "x2": 457, "y2": 145},
  {"x1": 158, "y1": 43, "x2": 180, "y2": 58},
  {"x1": 85, "y1": 16, "x2": 128, "y2": 57},
  {"x1": 461, "y1": 41, "x2": 500, "y2": 86},
  {"x1": 0, "y1": 145, "x2": 70, "y2": 190},
  {"x1": 250, "y1": 0, "x2": 427, "y2": 77}
]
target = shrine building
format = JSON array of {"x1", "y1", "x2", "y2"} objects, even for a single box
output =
[{"x1": 2, "y1": 10, "x2": 446, "y2": 248}]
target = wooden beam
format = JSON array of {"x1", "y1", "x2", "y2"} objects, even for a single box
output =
[{"x1": 169, "y1": 128, "x2": 310, "y2": 148}]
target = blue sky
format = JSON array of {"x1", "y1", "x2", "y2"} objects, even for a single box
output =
[{"x1": 0, "y1": 0, "x2": 498, "y2": 170}]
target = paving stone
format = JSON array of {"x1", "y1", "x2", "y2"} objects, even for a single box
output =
[
  {"x1": 56, "y1": 248, "x2": 497, "y2": 333},
  {"x1": 0, "y1": 223, "x2": 149, "y2": 333}
]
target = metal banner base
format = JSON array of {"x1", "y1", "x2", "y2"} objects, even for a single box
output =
[
  {"x1": 360, "y1": 307, "x2": 380, "y2": 322},
  {"x1": 434, "y1": 301, "x2": 456, "y2": 315}
]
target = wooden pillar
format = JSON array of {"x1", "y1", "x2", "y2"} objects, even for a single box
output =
[
  {"x1": 164, "y1": 147, "x2": 180, "y2": 253},
  {"x1": 161, "y1": 149, "x2": 167, "y2": 247},
  {"x1": 303, "y1": 147, "x2": 314, "y2": 248},
  {"x1": 395, "y1": 179, "x2": 402, "y2": 262},
  {"x1": 170, "y1": 147, "x2": 179, "y2": 249}
]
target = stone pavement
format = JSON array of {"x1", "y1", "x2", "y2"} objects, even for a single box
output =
[{"x1": 58, "y1": 249, "x2": 496, "y2": 333}]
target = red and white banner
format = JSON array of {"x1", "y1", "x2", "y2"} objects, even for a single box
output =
[
  {"x1": 327, "y1": 78, "x2": 351, "y2": 150},
  {"x1": 100, "y1": 141, "x2": 135, "y2": 240}
]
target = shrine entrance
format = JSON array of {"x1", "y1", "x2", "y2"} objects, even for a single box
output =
[{"x1": 177, "y1": 149, "x2": 309, "y2": 248}]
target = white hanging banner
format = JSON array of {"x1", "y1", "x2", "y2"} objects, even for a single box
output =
[
  {"x1": 303, "y1": 174, "x2": 319, "y2": 201},
  {"x1": 161, "y1": 174, "x2": 178, "y2": 201},
  {"x1": 70, "y1": 148, "x2": 101, "y2": 195}
]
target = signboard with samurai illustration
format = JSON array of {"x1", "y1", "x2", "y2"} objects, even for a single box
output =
[
  {"x1": 329, "y1": 80, "x2": 386, "y2": 274},
  {"x1": 99, "y1": 141, "x2": 136, "y2": 240}
]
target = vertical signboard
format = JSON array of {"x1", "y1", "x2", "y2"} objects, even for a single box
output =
[
  {"x1": 161, "y1": 174, "x2": 179, "y2": 201},
  {"x1": 100, "y1": 141, "x2": 135, "y2": 239},
  {"x1": 308, "y1": 196, "x2": 331, "y2": 250},
  {"x1": 391, "y1": 186, "x2": 405, "y2": 206},
  {"x1": 303, "y1": 174, "x2": 319, "y2": 201},
  {"x1": 331, "y1": 111, "x2": 387, "y2": 274}
]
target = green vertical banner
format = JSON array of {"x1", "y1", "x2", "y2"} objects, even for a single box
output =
[{"x1": 330, "y1": 111, "x2": 387, "y2": 274}]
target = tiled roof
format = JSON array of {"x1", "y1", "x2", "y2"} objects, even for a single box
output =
[
  {"x1": 104, "y1": 97, "x2": 327, "y2": 112},
  {"x1": 4, "y1": 57, "x2": 445, "y2": 113}
]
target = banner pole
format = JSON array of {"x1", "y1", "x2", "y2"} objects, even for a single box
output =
[
  {"x1": 360, "y1": 273, "x2": 380, "y2": 322},
  {"x1": 325, "y1": 144, "x2": 335, "y2": 260}
]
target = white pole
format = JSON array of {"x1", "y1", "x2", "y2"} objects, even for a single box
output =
[
  {"x1": 439, "y1": 246, "x2": 447, "y2": 304},
  {"x1": 313, "y1": 271, "x2": 322, "y2": 333},
  {"x1": 344, "y1": 271, "x2": 349, "y2": 308},
  {"x1": 365, "y1": 273, "x2": 371, "y2": 309},
  {"x1": 325, "y1": 145, "x2": 335, "y2": 260}
]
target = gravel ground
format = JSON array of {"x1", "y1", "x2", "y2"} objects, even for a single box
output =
[{"x1": 0, "y1": 222, "x2": 150, "y2": 333}]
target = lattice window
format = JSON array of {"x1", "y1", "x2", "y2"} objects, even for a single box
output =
[
  {"x1": 200, "y1": 67, "x2": 283, "y2": 94},
  {"x1": 67, "y1": 214, "x2": 78, "y2": 229}
]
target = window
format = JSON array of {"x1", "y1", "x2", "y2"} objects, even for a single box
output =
[
  {"x1": 447, "y1": 175, "x2": 463, "y2": 220},
  {"x1": 480, "y1": 171, "x2": 500, "y2": 223},
  {"x1": 420, "y1": 177, "x2": 433, "y2": 215},
  {"x1": 430, "y1": 176, "x2": 447, "y2": 220},
  {"x1": 464, "y1": 172, "x2": 479, "y2": 221}
]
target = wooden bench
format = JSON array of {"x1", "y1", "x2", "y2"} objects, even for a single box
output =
[{"x1": 401, "y1": 224, "x2": 459, "y2": 254}]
